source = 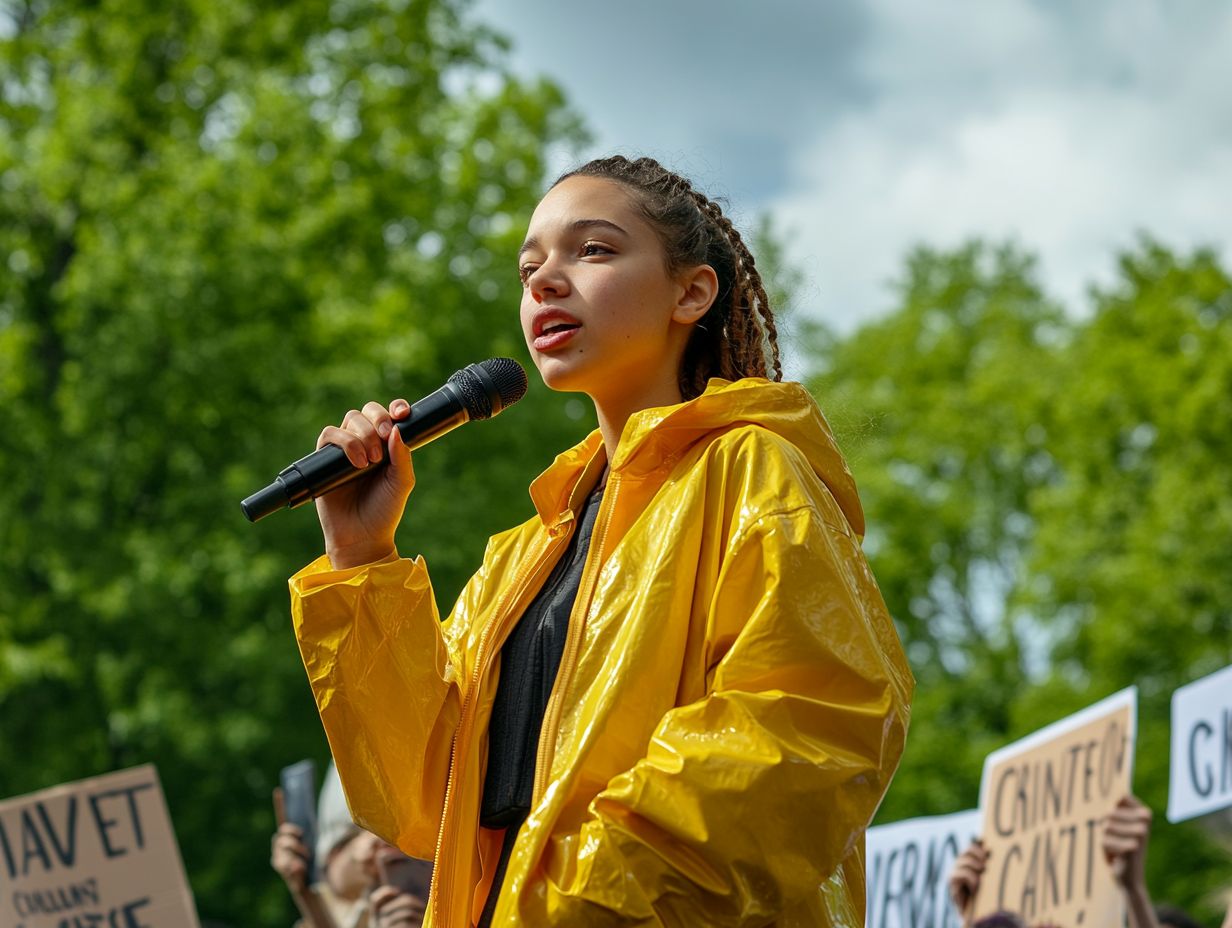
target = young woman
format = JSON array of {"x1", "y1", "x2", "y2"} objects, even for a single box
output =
[{"x1": 289, "y1": 155, "x2": 913, "y2": 927}]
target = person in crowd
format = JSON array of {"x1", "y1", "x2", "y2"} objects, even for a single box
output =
[
  {"x1": 369, "y1": 886, "x2": 430, "y2": 928},
  {"x1": 271, "y1": 762, "x2": 430, "y2": 928},
  {"x1": 1102, "y1": 794, "x2": 1163, "y2": 928},
  {"x1": 948, "y1": 794, "x2": 1207, "y2": 928},
  {"x1": 1155, "y1": 906, "x2": 1207, "y2": 928},
  {"x1": 973, "y1": 916, "x2": 1027, "y2": 928},
  {"x1": 288, "y1": 155, "x2": 913, "y2": 926},
  {"x1": 948, "y1": 840, "x2": 1021, "y2": 928},
  {"x1": 948, "y1": 837, "x2": 982, "y2": 925}
]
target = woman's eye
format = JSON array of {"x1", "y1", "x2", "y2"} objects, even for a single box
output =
[
  {"x1": 518, "y1": 263, "x2": 538, "y2": 284},
  {"x1": 580, "y1": 241, "x2": 610, "y2": 257}
]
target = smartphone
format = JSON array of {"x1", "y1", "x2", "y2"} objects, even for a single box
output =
[
  {"x1": 377, "y1": 849, "x2": 433, "y2": 900},
  {"x1": 279, "y1": 759, "x2": 319, "y2": 885}
]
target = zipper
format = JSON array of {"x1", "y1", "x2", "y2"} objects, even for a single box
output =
[
  {"x1": 430, "y1": 523, "x2": 573, "y2": 926},
  {"x1": 532, "y1": 473, "x2": 621, "y2": 804}
]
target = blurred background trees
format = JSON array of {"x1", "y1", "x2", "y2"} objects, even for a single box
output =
[
  {"x1": 0, "y1": 0, "x2": 589, "y2": 921},
  {"x1": 1, "y1": 0, "x2": 1229, "y2": 924},
  {"x1": 812, "y1": 239, "x2": 1232, "y2": 920}
]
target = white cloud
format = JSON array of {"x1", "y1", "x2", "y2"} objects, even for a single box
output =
[
  {"x1": 771, "y1": 0, "x2": 1232, "y2": 328},
  {"x1": 471, "y1": 0, "x2": 1232, "y2": 335},
  {"x1": 470, "y1": 0, "x2": 870, "y2": 201}
]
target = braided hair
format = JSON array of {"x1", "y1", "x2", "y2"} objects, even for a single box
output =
[{"x1": 554, "y1": 156, "x2": 782, "y2": 400}]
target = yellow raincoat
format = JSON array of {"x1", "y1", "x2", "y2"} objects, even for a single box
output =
[{"x1": 290, "y1": 377, "x2": 913, "y2": 927}]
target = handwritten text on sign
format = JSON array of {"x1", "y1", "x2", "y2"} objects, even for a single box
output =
[
  {"x1": 0, "y1": 765, "x2": 199, "y2": 928},
  {"x1": 1168, "y1": 663, "x2": 1232, "y2": 823},
  {"x1": 866, "y1": 809, "x2": 981, "y2": 928},
  {"x1": 974, "y1": 687, "x2": 1137, "y2": 928}
]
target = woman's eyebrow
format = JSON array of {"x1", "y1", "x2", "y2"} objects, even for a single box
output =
[{"x1": 518, "y1": 218, "x2": 630, "y2": 260}]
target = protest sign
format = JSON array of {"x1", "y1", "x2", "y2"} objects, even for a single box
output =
[
  {"x1": 1168, "y1": 663, "x2": 1232, "y2": 823},
  {"x1": 973, "y1": 687, "x2": 1137, "y2": 927},
  {"x1": 0, "y1": 765, "x2": 200, "y2": 928},
  {"x1": 866, "y1": 809, "x2": 981, "y2": 928}
]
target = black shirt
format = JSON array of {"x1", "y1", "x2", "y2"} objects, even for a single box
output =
[{"x1": 476, "y1": 482, "x2": 605, "y2": 926}]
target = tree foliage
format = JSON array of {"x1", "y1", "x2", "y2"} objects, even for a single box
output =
[
  {"x1": 0, "y1": 1, "x2": 587, "y2": 923},
  {"x1": 810, "y1": 239, "x2": 1232, "y2": 919}
]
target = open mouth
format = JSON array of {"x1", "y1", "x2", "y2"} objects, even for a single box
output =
[{"x1": 540, "y1": 322, "x2": 580, "y2": 336}]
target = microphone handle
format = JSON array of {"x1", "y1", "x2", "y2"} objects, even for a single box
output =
[{"x1": 241, "y1": 383, "x2": 469, "y2": 522}]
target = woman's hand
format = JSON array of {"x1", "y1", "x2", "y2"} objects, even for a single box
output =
[
  {"x1": 270, "y1": 822, "x2": 311, "y2": 892},
  {"x1": 314, "y1": 399, "x2": 416, "y2": 569},
  {"x1": 370, "y1": 885, "x2": 428, "y2": 928}
]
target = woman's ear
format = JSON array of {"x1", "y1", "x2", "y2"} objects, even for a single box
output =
[{"x1": 671, "y1": 264, "x2": 719, "y2": 325}]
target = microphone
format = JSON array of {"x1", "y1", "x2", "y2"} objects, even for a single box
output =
[{"x1": 241, "y1": 358, "x2": 529, "y2": 523}]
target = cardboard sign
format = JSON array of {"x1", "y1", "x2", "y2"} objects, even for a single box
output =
[
  {"x1": 0, "y1": 765, "x2": 200, "y2": 928},
  {"x1": 866, "y1": 809, "x2": 981, "y2": 928},
  {"x1": 1168, "y1": 663, "x2": 1232, "y2": 823},
  {"x1": 973, "y1": 687, "x2": 1137, "y2": 927}
]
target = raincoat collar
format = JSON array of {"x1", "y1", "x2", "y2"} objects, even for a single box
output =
[{"x1": 528, "y1": 377, "x2": 865, "y2": 538}]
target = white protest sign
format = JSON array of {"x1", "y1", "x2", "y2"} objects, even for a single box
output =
[
  {"x1": 973, "y1": 687, "x2": 1137, "y2": 928},
  {"x1": 866, "y1": 809, "x2": 981, "y2": 928},
  {"x1": 1168, "y1": 663, "x2": 1232, "y2": 823},
  {"x1": 0, "y1": 765, "x2": 200, "y2": 928}
]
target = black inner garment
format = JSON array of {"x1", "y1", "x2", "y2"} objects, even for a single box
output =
[{"x1": 476, "y1": 482, "x2": 605, "y2": 926}]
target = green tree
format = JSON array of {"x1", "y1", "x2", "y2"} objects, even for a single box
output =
[
  {"x1": 809, "y1": 242, "x2": 1070, "y2": 815},
  {"x1": 1026, "y1": 241, "x2": 1232, "y2": 918},
  {"x1": 0, "y1": 1, "x2": 586, "y2": 923},
  {"x1": 808, "y1": 238, "x2": 1232, "y2": 919}
]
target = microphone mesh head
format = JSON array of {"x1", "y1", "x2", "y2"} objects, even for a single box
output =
[
  {"x1": 448, "y1": 358, "x2": 529, "y2": 420},
  {"x1": 481, "y1": 357, "x2": 529, "y2": 409}
]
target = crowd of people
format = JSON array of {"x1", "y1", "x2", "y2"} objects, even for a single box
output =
[
  {"x1": 948, "y1": 794, "x2": 1231, "y2": 928},
  {"x1": 270, "y1": 763, "x2": 430, "y2": 928},
  {"x1": 272, "y1": 768, "x2": 1230, "y2": 928}
]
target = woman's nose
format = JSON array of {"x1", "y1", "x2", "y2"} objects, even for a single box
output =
[{"x1": 528, "y1": 261, "x2": 569, "y2": 301}]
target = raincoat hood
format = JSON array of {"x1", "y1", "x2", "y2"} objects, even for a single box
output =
[{"x1": 530, "y1": 377, "x2": 864, "y2": 538}]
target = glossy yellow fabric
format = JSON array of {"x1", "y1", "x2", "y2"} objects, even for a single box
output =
[{"x1": 290, "y1": 377, "x2": 913, "y2": 927}]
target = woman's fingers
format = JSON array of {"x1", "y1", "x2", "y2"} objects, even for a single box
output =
[
  {"x1": 318, "y1": 424, "x2": 371, "y2": 469},
  {"x1": 346, "y1": 406, "x2": 386, "y2": 464},
  {"x1": 315, "y1": 401, "x2": 410, "y2": 469},
  {"x1": 362, "y1": 400, "x2": 396, "y2": 442}
]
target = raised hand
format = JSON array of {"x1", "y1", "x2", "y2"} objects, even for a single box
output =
[
  {"x1": 370, "y1": 885, "x2": 428, "y2": 928},
  {"x1": 314, "y1": 399, "x2": 416, "y2": 569},
  {"x1": 1101, "y1": 794, "x2": 1152, "y2": 890},
  {"x1": 949, "y1": 839, "x2": 989, "y2": 926},
  {"x1": 1102, "y1": 795, "x2": 1161, "y2": 928},
  {"x1": 270, "y1": 822, "x2": 311, "y2": 892}
]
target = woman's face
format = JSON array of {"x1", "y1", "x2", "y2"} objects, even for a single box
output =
[{"x1": 517, "y1": 176, "x2": 705, "y2": 402}]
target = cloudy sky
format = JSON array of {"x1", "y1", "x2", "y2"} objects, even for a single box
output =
[{"x1": 472, "y1": 0, "x2": 1232, "y2": 338}]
